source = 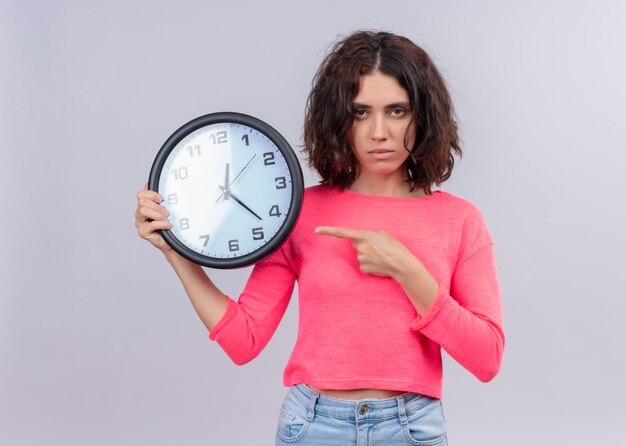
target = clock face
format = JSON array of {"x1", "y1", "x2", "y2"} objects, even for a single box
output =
[{"x1": 149, "y1": 113, "x2": 303, "y2": 268}]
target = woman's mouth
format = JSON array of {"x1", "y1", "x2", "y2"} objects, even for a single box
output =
[{"x1": 367, "y1": 149, "x2": 394, "y2": 160}]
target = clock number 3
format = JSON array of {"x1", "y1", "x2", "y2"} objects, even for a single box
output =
[{"x1": 275, "y1": 177, "x2": 286, "y2": 189}]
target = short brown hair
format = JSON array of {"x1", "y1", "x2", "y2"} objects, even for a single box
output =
[{"x1": 303, "y1": 30, "x2": 462, "y2": 194}]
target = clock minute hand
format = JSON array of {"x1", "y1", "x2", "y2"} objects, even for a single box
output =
[{"x1": 219, "y1": 186, "x2": 263, "y2": 221}]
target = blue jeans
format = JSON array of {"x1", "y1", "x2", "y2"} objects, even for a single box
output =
[{"x1": 275, "y1": 384, "x2": 447, "y2": 445}]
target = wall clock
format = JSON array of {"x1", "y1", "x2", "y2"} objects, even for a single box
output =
[{"x1": 148, "y1": 112, "x2": 303, "y2": 268}]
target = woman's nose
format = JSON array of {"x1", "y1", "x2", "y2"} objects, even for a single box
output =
[{"x1": 371, "y1": 115, "x2": 388, "y2": 141}]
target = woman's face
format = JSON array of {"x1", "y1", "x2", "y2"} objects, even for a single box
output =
[{"x1": 348, "y1": 71, "x2": 415, "y2": 181}]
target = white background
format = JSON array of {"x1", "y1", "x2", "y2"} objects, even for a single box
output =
[{"x1": 1, "y1": 1, "x2": 625, "y2": 444}]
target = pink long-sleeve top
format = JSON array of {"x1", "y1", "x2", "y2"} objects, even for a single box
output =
[{"x1": 208, "y1": 185, "x2": 505, "y2": 399}]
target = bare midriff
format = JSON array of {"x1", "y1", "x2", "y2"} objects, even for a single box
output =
[{"x1": 308, "y1": 386, "x2": 406, "y2": 400}]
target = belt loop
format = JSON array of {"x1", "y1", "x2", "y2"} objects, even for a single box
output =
[
  {"x1": 306, "y1": 391, "x2": 319, "y2": 422},
  {"x1": 397, "y1": 395, "x2": 408, "y2": 426}
]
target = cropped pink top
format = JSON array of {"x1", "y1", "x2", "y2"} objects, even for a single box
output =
[{"x1": 209, "y1": 185, "x2": 505, "y2": 399}]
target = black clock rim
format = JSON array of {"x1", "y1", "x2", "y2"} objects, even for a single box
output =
[{"x1": 148, "y1": 112, "x2": 304, "y2": 269}]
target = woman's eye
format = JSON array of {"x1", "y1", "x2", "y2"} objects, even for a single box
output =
[
  {"x1": 352, "y1": 109, "x2": 367, "y2": 118},
  {"x1": 390, "y1": 108, "x2": 407, "y2": 117}
]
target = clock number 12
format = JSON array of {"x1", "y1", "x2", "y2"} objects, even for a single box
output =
[{"x1": 209, "y1": 131, "x2": 228, "y2": 145}]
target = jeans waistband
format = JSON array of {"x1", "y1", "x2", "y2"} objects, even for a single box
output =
[{"x1": 289, "y1": 383, "x2": 437, "y2": 421}]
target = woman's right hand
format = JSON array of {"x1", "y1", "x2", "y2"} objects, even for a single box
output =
[
  {"x1": 135, "y1": 184, "x2": 173, "y2": 252},
  {"x1": 135, "y1": 184, "x2": 229, "y2": 332}
]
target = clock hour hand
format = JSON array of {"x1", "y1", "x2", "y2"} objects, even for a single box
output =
[
  {"x1": 215, "y1": 163, "x2": 231, "y2": 203},
  {"x1": 219, "y1": 186, "x2": 263, "y2": 221},
  {"x1": 224, "y1": 162, "x2": 230, "y2": 194}
]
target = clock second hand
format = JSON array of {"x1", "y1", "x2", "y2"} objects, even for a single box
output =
[
  {"x1": 228, "y1": 154, "x2": 257, "y2": 188},
  {"x1": 218, "y1": 186, "x2": 263, "y2": 221}
]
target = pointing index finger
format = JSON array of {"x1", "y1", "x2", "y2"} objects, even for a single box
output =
[{"x1": 314, "y1": 226, "x2": 367, "y2": 240}]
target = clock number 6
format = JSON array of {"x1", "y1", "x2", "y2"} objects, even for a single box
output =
[{"x1": 229, "y1": 240, "x2": 240, "y2": 252}]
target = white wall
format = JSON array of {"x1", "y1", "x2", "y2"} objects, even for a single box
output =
[{"x1": 1, "y1": 1, "x2": 625, "y2": 444}]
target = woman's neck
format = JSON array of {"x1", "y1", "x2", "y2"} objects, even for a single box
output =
[{"x1": 348, "y1": 171, "x2": 425, "y2": 198}]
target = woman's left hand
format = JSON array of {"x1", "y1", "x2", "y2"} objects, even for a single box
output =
[
  {"x1": 315, "y1": 226, "x2": 440, "y2": 316},
  {"x1": 315, "y1": 226, "x2": 419, "y2": 278}
]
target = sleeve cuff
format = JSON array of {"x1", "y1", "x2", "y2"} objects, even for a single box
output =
[
  {"x1": 411, "y1": 283, "x2": 450, "y2": 332},
  {"x1": 208, "y1": 296, "x2": 237, "y2": 341}
]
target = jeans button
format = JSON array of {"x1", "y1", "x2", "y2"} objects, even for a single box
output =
[{"x1": 358, "y1": 405, "x2": 372, "y2": 415}]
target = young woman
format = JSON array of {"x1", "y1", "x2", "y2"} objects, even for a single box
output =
[{"x1": 135, "y1": 30, "x2": 504, "y2": 445}]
